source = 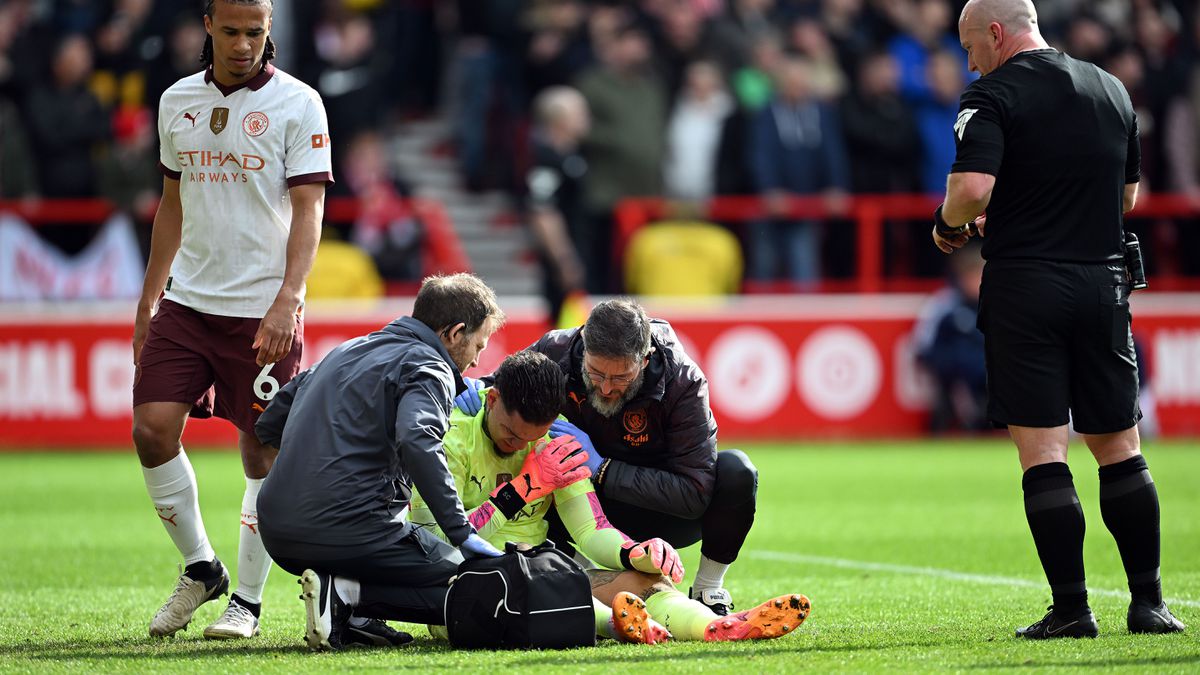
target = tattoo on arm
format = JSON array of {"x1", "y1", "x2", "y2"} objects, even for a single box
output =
[{"x1": 587, "y1": 570, "x2": 623, "y2": 589}]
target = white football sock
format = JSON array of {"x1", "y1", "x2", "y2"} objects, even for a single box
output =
[
  {"x1": 334, "y1": 577, "x2": 360, "y2": 607},
  {"x1": 233, "y1": 477, "x2": 272, "y2": 604},
  {"x1": 142, "y1": 452, "x2": 215, "y2": 566},
  {"x1": 691, "y1": 554, "x2": 730, "y2": 592}
]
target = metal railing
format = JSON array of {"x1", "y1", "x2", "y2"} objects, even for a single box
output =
[{"x1": 614, "y1": 193, "x2": 1200, "y2": 293}]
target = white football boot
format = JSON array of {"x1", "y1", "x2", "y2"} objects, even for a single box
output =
[
  {"x1": 149, "y1": 563, "x2": 230, "y2": 637},
  {"x1": 203, "y1": 599, "x2": 260, "y2": 639}
]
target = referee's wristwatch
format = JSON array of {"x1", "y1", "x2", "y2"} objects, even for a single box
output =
[{"x1": 934, "y1": 204, "x2": 977, "y2": 237}]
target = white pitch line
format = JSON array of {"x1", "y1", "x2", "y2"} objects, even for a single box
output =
[{"x1": 750, "y1": 550, "x2": 1200, "y2": 609}]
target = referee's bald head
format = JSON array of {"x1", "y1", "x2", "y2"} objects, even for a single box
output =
[
  {"x1": 959, "y1": 0, "x2": 1046, "y2": 76},
  {"x1": 960, "y1": 0, "x2": 1038, "y2": 34}
]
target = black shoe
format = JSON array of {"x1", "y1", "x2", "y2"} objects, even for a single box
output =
[
  {"x1": 690, "y1": 586, "x2": 733, "y2": 617},
  {"x1": 1128, "y1": 600, "x2": 1186, "y2": 634},
  {"x1": 299, "y1": 570, "x2": 350, "y2": 651},
  {"x1": 1015, "y1": 606, "x2": 1099, "y2": 640},
  {"x1": 343, "y1": 618, "x2": 414, "y2": 647}
]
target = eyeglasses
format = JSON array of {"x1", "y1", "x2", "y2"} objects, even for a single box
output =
[{"x1": 583, "y1": 362, "x2": 642, "y2": 387}]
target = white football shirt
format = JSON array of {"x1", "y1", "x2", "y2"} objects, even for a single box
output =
[{"x1": 157, "y1": 64, "x2": 333, "y2": 318}]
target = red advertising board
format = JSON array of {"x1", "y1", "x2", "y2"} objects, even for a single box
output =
[{"x1": 1, "y1": 295, "x2": 1198, "y2": 447}]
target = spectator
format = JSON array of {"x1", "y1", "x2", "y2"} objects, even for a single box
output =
[
  {"x1": 0, "y1": 0, "x2": 38, "y2": 102},
  {"x1": 23, "y1": 34, "x2": 110, "y2": 199},
  {"x1": 1165, "y1": 10, "x2": 1200, "y2": 274},
  {"x1": 841, "y1": 50, "x2": 919, "y2": 195},
  {"x1": 664, "y1": 60, "x2": 736, "y2": 202},
  {"x1": 913, "y1": 241, "x2": 987, "y2": 433},
  {"x1": 143, "y1": 13, "x2": 208, "y2": 115},
  {"x1": 914, "y1": 49, "x2": 964, "y2": 195},
  {"x1": 342, "y1": 131, "x2": 423, "y2": 282},
  {"x1": 887, "y1": 0, "x2": 964, "y2": 102},
  {"x1": 1134, "y1": 5, "x2": 1187, "y2": 192},
  {"x1": 788, "y1": 17, "x2": 848, "y2": 101},
  {"x1": 818, "y1": 0, "x2": 875, "y2": 77},
  {"x1": 524, "y1": 86, "x2": 590, "y2": 321},
  {"x1": 310, "y1": 13, "x2": 389, "y2": 169},
  {"x1": 452, "y1": 0, "x2": 525, "y2": 192},
  {"x1": 1133, "y1": 337, "x2": 1159, "y2": 440},
  {"x1": 523, "y1": 0, "x2": 593, "y2": 99},
  {"x1": 840, "y1": 49, "x2": 920, "y2": 276},
  {"x1": 651, "y1": 0, "x2": 719, "y2": 99},
  {"x1": 575, "y1": 22, "x2": 667, "y2": 293},
  {"x1": 90, "y1": 0, "x2": 155, "y2": 109},
  {"x1": 731, "y1": 29, "x2": 782, "y2": 111},
  {"x1": 747, "y1": 56, "x2": 849, "y2": 283},
  {"x1": 710, "y1": 0, "x2": 776, "y2": 73},
  {"x1": 0, "y1": 98, "x2": 37, "y2": 198},
  {"x1": 387, "y1": 0, "x2": 443, "y2": 116},
  {"x1": 98, "y1": 104, "x2": 158, "y2": 221},
  {"x1": 1062, "y1": 13, "x2": 1113, "y2": 64}
]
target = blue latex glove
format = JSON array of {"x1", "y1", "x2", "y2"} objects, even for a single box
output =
[
  {"x1": 549, "y1": 419, "x2": 602, "y2": 474},
  {"x1": 454, "y1": 377, "x2": 485, "y2": 416},
  {"x1": 460, "y1": 532, "x2": 503, "y2": 558}
]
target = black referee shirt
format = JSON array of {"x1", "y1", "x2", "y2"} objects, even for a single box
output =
[{"x1": 951, "y1": 49, "x2": 1140, "y2": 263}]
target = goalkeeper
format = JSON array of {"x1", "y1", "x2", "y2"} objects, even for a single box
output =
[{"x1": 411, "y1": 350, "x2": 810, "y2": 643}]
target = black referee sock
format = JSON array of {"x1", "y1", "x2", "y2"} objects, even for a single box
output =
[
  {"x1": 1022, "y1": 462, "x2": 1088, "y2": 614},
  {"x1": 1098, "y1": 454, "x2": 1163, "y2": 605}
]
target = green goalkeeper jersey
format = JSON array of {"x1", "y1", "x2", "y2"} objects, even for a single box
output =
[{"x1": 410, "y1": 389, "x2": 630, "y2": 569}]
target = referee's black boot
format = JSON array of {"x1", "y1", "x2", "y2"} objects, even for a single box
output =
[
  {"x1": 1128, "y1": 600, "x2": 1186, "y2": 634},
  {"x1": 1015, "y1": 606, "x2": 1099, "y2": 640}
]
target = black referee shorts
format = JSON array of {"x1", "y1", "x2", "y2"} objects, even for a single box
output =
[{"x1": 978, "y1": 259, "x2": 1141, "y2": 434}]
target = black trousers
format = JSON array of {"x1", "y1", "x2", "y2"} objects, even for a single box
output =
[
  {"x1": 547, "y1": 449, "x2": 758, "y2": 565},
  {"x1": 264, "y1": 525, "x2": 463, "y2": 625}
]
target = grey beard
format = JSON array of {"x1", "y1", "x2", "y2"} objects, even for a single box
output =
[{"x1": 582, "y1": 363, "x2": 644, "y2": 418}]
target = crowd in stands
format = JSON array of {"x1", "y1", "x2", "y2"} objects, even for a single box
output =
[{"x1": 1, "y1": 0, "x2": 1199, "y2": 289}]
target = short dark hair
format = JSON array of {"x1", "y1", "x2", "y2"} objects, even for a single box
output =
[
  {"x1": 492, "y1": 351, "x2": 566, "y2": 425},
  {"x1": 200, "y1": 0, "x2": 277, "y2": 66},
  {"x1": 412, "y1": 273, "x2": 505, "y2": 336},
  {"x1": 582, "y1": 298, "x2": 651, "y2": 360}
]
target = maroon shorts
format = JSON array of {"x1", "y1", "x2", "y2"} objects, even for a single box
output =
[{"x1": 133, "y1": 299, "x2": 304, "y2": 434}]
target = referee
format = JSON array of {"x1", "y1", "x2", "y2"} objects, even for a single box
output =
[{"x1": 934, "y1": 0, "x2": 1185, "y2": 639}]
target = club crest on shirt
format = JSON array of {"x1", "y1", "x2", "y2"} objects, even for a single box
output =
[
  {"x1": 496, "y1": 473, "x2": 512, "y2": 485},
  {"x1": 243, "y1": 111, "x2": 269, "y2": 137},
  {"x1": 210, "y1": 107, "x2": 229, "y2": 134},
  {"x1": 623, "y1": 409, "x2": 647, "y2": 434}
]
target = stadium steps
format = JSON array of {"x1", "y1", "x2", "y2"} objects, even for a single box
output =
[{"x1": 390, "y1": 120, "x2": 540, "y2": 297}]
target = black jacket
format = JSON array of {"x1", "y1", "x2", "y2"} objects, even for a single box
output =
[
  {"x1": 527, "y1": 320, "x2": 718, "y2": 519},
  {"x1": 256, "y1": 316, "x2": 472, "y2": 558}
]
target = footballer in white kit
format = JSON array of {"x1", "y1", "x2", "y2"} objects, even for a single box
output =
[{"x1": 131, "y1": 0, "x2": 335, "y2": 642}]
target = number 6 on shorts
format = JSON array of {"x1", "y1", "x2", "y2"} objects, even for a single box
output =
[{"x1": 254, "y1": 363, "x2": 280, "y2": 401}]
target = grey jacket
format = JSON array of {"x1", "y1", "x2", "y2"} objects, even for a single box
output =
[
  {"x1": 528, "y1": 320, "x2": 718, "y2": 519},
  {"x1": 256, "y1": 316, "x2": 473, "y2": 559}
]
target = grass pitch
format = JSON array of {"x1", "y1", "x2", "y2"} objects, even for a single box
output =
[{"x1": 0, "y1": 439, "x2": 1197, "y2": 673}]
